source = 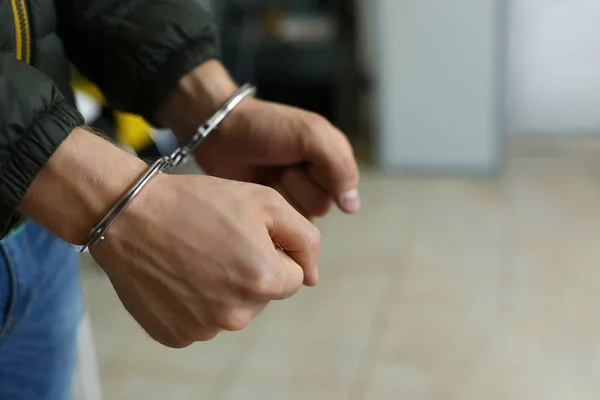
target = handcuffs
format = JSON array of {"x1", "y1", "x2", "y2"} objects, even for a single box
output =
[{"x1": 78, "y1": 83, "x2": 257, "y2": 253}]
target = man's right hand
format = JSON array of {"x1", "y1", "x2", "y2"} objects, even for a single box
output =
[
  {"x1": 92, "y1": 173, "x2": 320, "y2": 348},
  {"x1": 18, "y1": 127, "x2": 321, "y2": 348}
]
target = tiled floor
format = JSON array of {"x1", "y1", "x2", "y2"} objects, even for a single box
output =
[{"x1": 82, "y1": 137, "x2": 600, "y2": 399}]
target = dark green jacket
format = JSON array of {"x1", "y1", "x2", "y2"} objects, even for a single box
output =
[{"x1": 0, "y1": 0, "x2": 219, "y2": 238}]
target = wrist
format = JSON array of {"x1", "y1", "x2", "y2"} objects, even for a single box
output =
[
  {"x1": 157, "y1": 59, "x2": 239, "y2": 140},
  {"x1": 18, "y1": 127, "x2": 148, "y2": 244}
]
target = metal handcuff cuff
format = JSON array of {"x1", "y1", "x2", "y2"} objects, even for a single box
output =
[{"x1": 78, "y1": 83, "x2": 257, "y2": 253}]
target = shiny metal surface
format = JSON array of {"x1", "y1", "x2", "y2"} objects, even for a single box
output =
[{"x1": 78, "y1": 84, "x2": 257, "y2": 253}]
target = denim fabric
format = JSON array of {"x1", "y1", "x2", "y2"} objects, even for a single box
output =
[{"x1": 0, "y1": 222, "x2": 82, "y2": 400}]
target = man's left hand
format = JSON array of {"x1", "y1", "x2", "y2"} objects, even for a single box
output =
[{"x1": 158, "y1": 60, "x2": 361, "y2": 220}]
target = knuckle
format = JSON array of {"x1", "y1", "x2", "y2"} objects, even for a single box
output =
[
  {"x1": 255, "y1": 271, "x2": 283, "y2": 299},
  {"x1": 305, "y1": 113, "x2": 331, "y2": 133},
  {"x1": 218, "y1": 310, "x2": 252, "y2": 332},
  {"x1": 194, "y1": 329, "x2": 220, "y2": 342},
  {"x1": 262, "y1": 185, "x2": 284, "y2": 204},
  {"x1": 258, "y1": 186, "x2": 287, "y2": 215},
  {"x1": 251, "y1": 184, "x2": 276, "y2": 202},
  {"x1": 297, "y1": 113, "x2": 330, "y2": 151},
  {"x1": 156, "y1": 335, "x2": 194, "y2": 349},
  {"x1": 305, "y1": 224, "x2": 322, "y2": 251},
  {"x1": 244, "y1": 268, "x2": 282, "y2": 300},
  {"x1": 148, "y1": 324, "x2": 220, "y2": 347}
]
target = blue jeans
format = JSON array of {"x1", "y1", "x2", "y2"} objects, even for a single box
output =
[{"x1": 0, "y1": 222, "x2": 82, "y2": 400}]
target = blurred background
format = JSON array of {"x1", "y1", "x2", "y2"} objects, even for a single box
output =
[{"x1": 73, "y1": 0, "x2": 600, "y2": 399}]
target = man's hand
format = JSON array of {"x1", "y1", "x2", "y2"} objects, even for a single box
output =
[
  {"x1": 93, "y1": 173, "x2": 320, "y2": 348},
  {"x1": 158, "y1": 61, "x2": 361, "y2": 220},
  {"x1": 19, "y1": 128, "x2": 320, "y2": 348}
]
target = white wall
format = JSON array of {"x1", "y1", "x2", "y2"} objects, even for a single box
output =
[
  {"x1": 374, "y1": 0, "x2": 503, "y2": 172},
  {"x1": 509, "y1": 0, "x2": 600, "y2": 135}
]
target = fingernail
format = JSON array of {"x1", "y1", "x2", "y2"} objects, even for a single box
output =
[{"x1": 340, "y1": 189, "x2": 361, "y2": 213}]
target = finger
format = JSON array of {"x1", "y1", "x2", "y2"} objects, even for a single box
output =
[
  {"x1": 277, "y1": 247, "x2": 318, "y2": 288},
  {"x1": 261, "y1": 248, "x2": 307, "y2": 299},
  {"x1": 280, "y1": 167, "x2": 333, "y2": 218},
  {"x1": 301, "y1": 117, "x2": 361, "y2": 213},
  {"x1": 270, "y1": 181, "x2": 311, "y2": 220},
  {"x1": 264, "y1": 192, "x2": 321, "y2": 287}
]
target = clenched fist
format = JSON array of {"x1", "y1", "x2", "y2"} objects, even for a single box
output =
[{"x1": 92, "y1": 173, "x2": 320, "y2": 347}]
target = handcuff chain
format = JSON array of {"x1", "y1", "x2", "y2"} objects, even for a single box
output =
[
  {"x1": 166, "y1": 83, "x2": 257, "y2": 171},
  {"x1": 78, "y1": 83, "x2": 257, "y2": 252}
]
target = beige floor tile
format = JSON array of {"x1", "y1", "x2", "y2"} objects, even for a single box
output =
[
  {"x1": 315, "y1": 173, "x2": 424, "y2": 272},
  {"x1": 101, "y1": 366, "x2": 215, "y2": 400},
  {"x1": 219, "y1": 372, "x2": 348, "y2": 400},
  {"x1": 227, "y1": 268, "x2": 389, "y2": 386},
  {"x1": 458, "y1": 315, "x2": 600, "y2": 400},
  {"x1": 355, "y1": 361, "x2": 433, "y2": 400},
  {"x1": 356, "y1": 173, "x2": 508, "y2": 400},
  {"x1": 100, "y1": 330, "x2": 251, "y2": 380},
  {"x1": 358, "y1": 296, "x2": 499, "y2": 400},
  {"x1": 356, "y1": 139, "x2": 600, "y2": 400},
  {"x1": 504, "y1": 167, "x2": 600, "y2": 318}
]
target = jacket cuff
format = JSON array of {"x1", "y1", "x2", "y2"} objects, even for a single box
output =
[
  {"x1": 0, "y1": 102, "x2": 84, "y2": 238},
  {"x1": 137, "y1": 39, "x2": 220, "y2": 127}
]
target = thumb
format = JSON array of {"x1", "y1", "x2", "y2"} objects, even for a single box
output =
[
  {"x1": 264, "y1": 192, "x2": 321, "y2": 287},
  {"x1": 301, "y1": 118, "x2": 361, "y2": 213},
  {"x1": 273, "y1": 248, "x2": 309, "y2": 299}
]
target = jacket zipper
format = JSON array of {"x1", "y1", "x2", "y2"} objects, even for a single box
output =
[{"x1": 10, "y1": 0, "x2": 31, "y2": 64}]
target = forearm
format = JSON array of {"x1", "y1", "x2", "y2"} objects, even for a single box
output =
[
  {"x1": 22, "y1": 61, "x2": 239, "y2": 245},
  {"x1": 18, "y1": 128, "x2": 147, "y2": 244}
]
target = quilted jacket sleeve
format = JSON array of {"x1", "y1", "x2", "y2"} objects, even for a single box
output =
[
  {"x1": 56, "y1": 0, "x2": 221, "y2": 126},
  {"x1": 0, "y1": 53, "x2": 84, "y2": 237}
]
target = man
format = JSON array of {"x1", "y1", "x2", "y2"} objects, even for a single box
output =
[{"x1": 0, "y1": 0, "x2": 360, "y2": 398}]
